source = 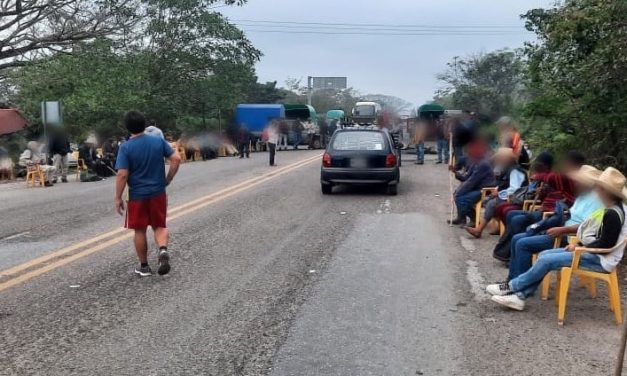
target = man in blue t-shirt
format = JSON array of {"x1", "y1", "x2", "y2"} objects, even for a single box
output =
[{"x1": 115, "y1": 111, "x2": 181, "y2": 277}]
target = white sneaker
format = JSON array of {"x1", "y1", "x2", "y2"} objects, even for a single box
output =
[
  {"x1": 486, "y1": 282, "x2": 512, "y2": 296},
  {"x1": 491, "y1": 294, "x2": 525, "y2": 311}
]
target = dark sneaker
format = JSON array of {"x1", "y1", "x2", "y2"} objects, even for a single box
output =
[
  {"x1": 447, "y1": 217, "x2": 466, "y2": 226},
  {"x1": 157, "y1": 249, "x2": 171, "y2": 275},
  {"x1": 52, "y1": 178, "x2": 57, "y2": 184},
  {"x1": 134, "y1": 265, "x2": 152, "y2": 277},
  {"x1": 61, "y1": 177, "x2": 68, "y2": 183},
  {"x1": 44, "y1": 181, "x2": 54, "y2": 187}
]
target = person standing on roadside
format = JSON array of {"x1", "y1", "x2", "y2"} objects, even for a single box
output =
[
  {"x1": 412, "y1": 119, "x2": 427, "y2": 165},
  {"x1": 237, "y1": 124, "x2": 251, "y2": 159},
  {"x1": 292, "y1": 119, "x2": 304, "y2": 150},
  {"x1": 278, "y1": 119, "x2": 289, "y2": 151},
  {"x1": 436, "y1": 118, "x2": 450, "y2": 165},
  {"x1": 266, "y1": 120, "x2": 279, "y2": 166},
  {"x1": 48, "y1": 129, "x2": 70, "y2": 183},
  {"x1": 115, "y1": 111, "x2": 181, "y2": 277}
]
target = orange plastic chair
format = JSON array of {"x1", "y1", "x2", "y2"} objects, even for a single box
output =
[{"x1": 26, "y1": 164, "x2": 45, "y2": 187}]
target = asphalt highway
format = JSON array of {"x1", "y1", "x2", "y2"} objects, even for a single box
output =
[{"x1": 0, "y1": 149, "x2": 625, "y2": 375}]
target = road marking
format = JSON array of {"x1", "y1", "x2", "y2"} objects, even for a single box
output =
[
  {"x1": 0, "y1": 231, "x2": 30, "y2": 241},
  {"x1": 0, "y1": 154, "x2": 322, "y2": 292}
]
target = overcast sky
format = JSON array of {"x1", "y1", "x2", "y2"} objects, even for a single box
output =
[{"x1": 221, "y1": 0, "x2": 555, "y2": 106}]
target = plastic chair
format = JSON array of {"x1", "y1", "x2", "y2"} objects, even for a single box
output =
[
  {"x1": 556, "y1": 240, "x2": 627, "y2": 326},
  {"x1": 474, "y1": 187, "x2": 496, "y2": 229},
  {"x1": 26, "y1": 164, "x2": 45, "y2": 187}
]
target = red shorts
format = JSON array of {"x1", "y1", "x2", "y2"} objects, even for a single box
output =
[{"x1": 125, "y1": 192, "x2": 167, "y2": 229}]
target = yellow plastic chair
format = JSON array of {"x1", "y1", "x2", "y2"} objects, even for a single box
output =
[
  {"x1": 25, "y1": 164, "x2": 45, "y2": 187},
  {"x1": 474, "y1": 187, "x2": 496, "y2": 229},
  {"x1": 555, "y1": 240, "x2": 627, "y2": 326}
]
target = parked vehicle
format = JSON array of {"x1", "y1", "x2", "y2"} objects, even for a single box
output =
[
  {"x1": 320, "y1": 127, "x2": 400, "y2": 195},
  {"x1": 235, "y1": 104, "x2": 285, "y2": 137},
  {"x1": 326, "y1": 109, "x2": 345, "y2": 123},
  {"x1": 284, "y1": 104, "x2": 319, "y2": 148},
  {"x1": 351, "y1": 102, "x2": 382, "y2": 125}
]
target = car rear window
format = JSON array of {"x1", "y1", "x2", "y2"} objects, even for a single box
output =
[{"x1": 331, "y1": 131, "x2": 386, "y2": 151}]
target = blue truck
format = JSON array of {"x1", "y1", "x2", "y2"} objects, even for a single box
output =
[
  {"x1": 235, "y1": 104, "x2": 285, "y2": 136},
  {"x1": 235, "y1": 103, "x2": 323, "y2": 148}
]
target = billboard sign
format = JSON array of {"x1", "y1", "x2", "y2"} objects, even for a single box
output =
[{"x1": 311, "y1": 77, "x2": 347, "y2": 90}]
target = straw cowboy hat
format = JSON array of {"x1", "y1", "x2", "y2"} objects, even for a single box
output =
[
  {"x1": 492, "y1": 147, "x2": 517, "y2": 161},
  {"x1": 568, "y1": 165, "x2": 602, "y2": 187},
  {"x1": 594, "y1": 167, "x2": 627, "y2": 201}
]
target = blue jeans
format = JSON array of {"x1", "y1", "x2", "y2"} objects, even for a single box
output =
[
  {"x1": 437, "y1": 138, "x2": 449, "y2": 163},
  {"x1": 416, "y1": 142, "x2": 425, "y2": 163},
  {"x1": 510, "y1": 248, "x2": 606, "y2": 298},
  {"x1": 455, "y1": 190, "x2": 481, "y2": 220},
  {"x1": 505, "y1": 210, "x2": 543, "y2": 235},
  {"x1": 508, "y1": 234, "x2": 555, "y2": 281}
]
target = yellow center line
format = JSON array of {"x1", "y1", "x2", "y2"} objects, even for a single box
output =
[{"x1": 0, "y1": 154, "x2": 322, "y2": 292}]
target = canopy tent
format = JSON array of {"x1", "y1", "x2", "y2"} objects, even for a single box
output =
[
  {"x1": 417, "y1": 103, "x2": 445, "y2": 119},
  {"x1": 0, "y1": 109, "x2": 28, "y2": 135}
]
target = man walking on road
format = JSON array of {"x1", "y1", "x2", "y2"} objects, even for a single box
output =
[{"x1": 115, "y1": 111, "x2": 181, "y2": 277}]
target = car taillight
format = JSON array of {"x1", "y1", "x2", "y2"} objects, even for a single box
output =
[
  {"x1": 385, "y1": 153, "x2": 397, "y2": 167},
  {"x1": 322, "y1": 152, "x2": 332, "y2": 167}
]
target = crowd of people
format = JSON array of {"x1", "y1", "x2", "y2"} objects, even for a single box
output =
[{"x1": 447, "y1": 115, "x2": 627, "y2": 314}]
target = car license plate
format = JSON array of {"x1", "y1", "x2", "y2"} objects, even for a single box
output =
[{"x1": 350, "y1": 158, "x2": 367, "y2": 168}]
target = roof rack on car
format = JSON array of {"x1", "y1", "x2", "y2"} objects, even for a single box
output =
[{"x1": 340, "y1": 123, "x2": 380, "y2": 130}]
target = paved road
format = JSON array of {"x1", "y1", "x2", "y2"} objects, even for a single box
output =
[{"x1": 0, "y1": 150, "x2": 625, "y2": 375}]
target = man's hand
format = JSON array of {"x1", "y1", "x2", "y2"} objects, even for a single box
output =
[
  {"x1": 565, "y1": 244, "x2": 577, "y2": 252},
  {"x1": 115, "y1": 198, "x2": 125, "y2": 216},
  {"x1": 547, "y1": 227, "x2": 564, "y2": 238}
]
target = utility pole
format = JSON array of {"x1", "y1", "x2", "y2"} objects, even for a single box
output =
[{"x1": 307, "y1": 76, "x2": 313, "y2": 106}]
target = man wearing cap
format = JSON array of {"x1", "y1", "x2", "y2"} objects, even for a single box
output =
[
  {"x1": 488, "y1": 166, "x2": 627, "y2": 311},
  {"x1": 487, "y1": 165, "x2": 604, "y2": 294},
  {"x1": 466, "y1": 147, "x2": 528, "y2": 238}
]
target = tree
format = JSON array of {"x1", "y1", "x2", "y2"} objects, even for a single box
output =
[
  {"x1": 523, "y1": 0, "x2": 627, "y2": 169},
  {"x1": 436, "y1": 50, "x2": 527, "y2": 121},
  {"x1": 0, "y1": 0, "x2": 139, "y2": 72},
  {"x1": 0, "y1": 0, "x2": 254, "y2": 76}
]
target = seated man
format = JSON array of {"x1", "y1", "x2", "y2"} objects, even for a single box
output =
[
  {"x1": 502, "y1": 151, "x2": 584, "y2": 239},
  {"x1": 466, "y1": 148, "x2": 528, "y2": 238},
  {"x1": 0, "y1": 146, "x2": 12, "y2": 179},
  {"x1": 79, "y1": 137, "x2": 113, "y2": 178},
  {"x1": 487, "y1": 167, "x2": 627, "y2": 310},
  {"x1": 492, "y1": 151, "x2": 585, "y2": 262},
  {"x1": 488, "y1": 165, "x2": 603, "y2": 293},
  {"x1": 449, "y1": 140, "x2": 495, "y2": 226},
  {"x1": 18, "y1": 141, "x2": 56, "y2": 187},
  {"x1": 493, "y1": 151, "x2": 555, "y2": 222}
]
